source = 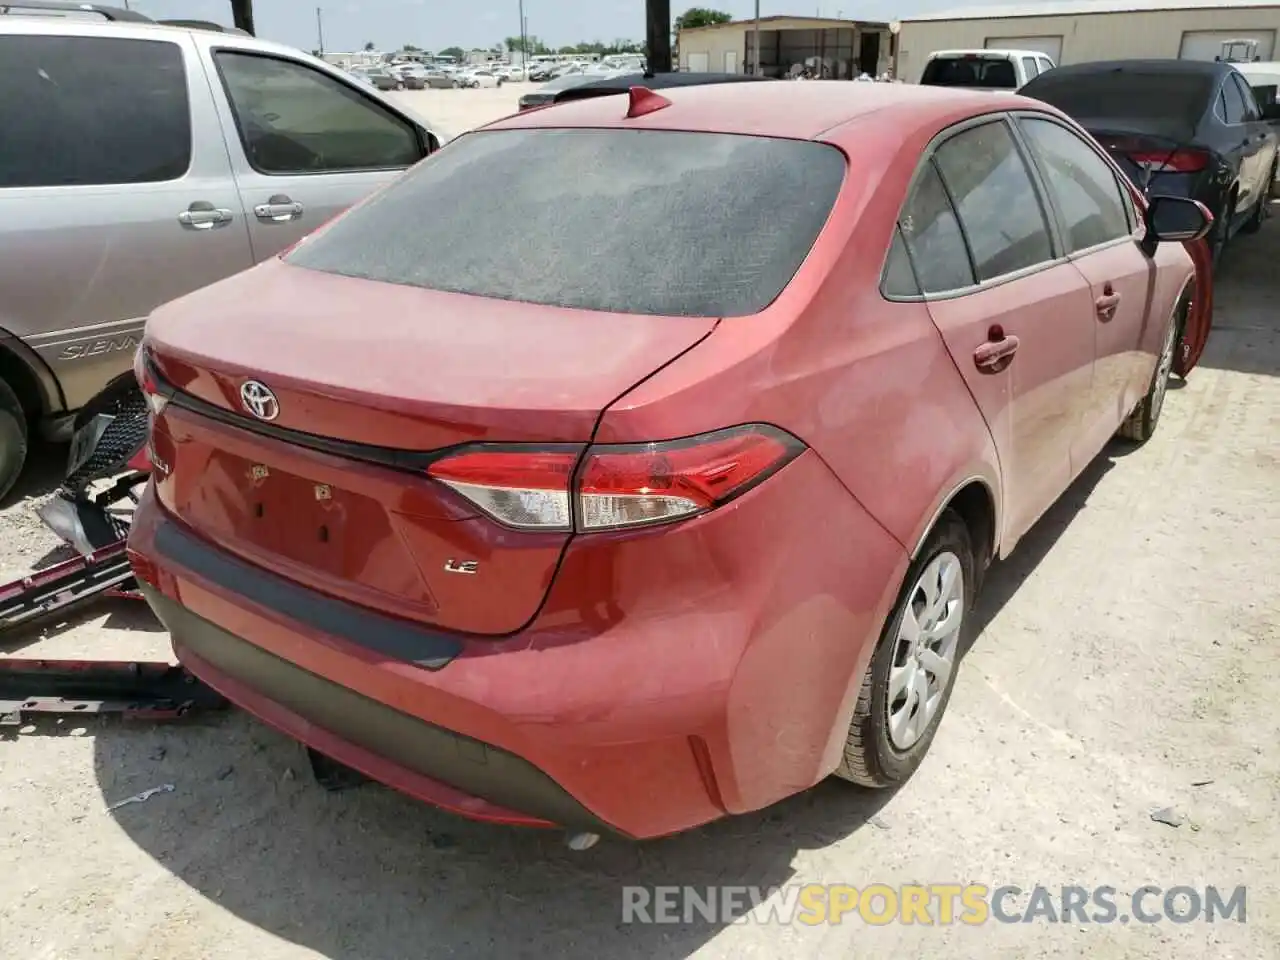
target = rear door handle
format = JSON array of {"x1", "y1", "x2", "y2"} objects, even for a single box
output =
[
  {"x1": 974, "y1": 330, "x2": 1020, "y2": 373},
  {"x1": 254, "y1": 195, "x2": 304, "y2": 222},
  {"x1": 1096, "y1": 291, "x2": 1122, "y2": 322},
  {"x1": 178, "y1": 202, "x2": 233, "y2": 229}
]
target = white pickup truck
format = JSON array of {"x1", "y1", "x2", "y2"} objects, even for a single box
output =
[{"x1": 919, "y1": 49, "x2": 1056, "y2": 91}]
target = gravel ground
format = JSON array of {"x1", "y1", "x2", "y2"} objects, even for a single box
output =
[{"x1": 1, "y1": 87, "x2": 1277, "y2": 960}]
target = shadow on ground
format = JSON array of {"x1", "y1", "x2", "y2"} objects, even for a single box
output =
[{"x1": 79, "y1": 436, "x2": 1130, "y2": 959}]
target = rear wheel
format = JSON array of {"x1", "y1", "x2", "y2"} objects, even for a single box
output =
[
  {"x1": 1119, "y1": 301, "x2": 1180, "y2": 443},
  {"x1": 0, "y1": 378, "x2": 29, "y2": 504},
  {"x1": 834, "y1": 510, "x2": 973, "y2": 788},
  {"x1": 1241, "y1": 168, "x2": 1274, "y2": 234},
  {"x1": 1210, "y1": 192, "x2": 1234, "y2": 270}
]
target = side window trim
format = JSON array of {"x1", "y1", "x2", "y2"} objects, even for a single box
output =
[
  {"x1": 882, "y1": 112, "x2": 1064, "y2": 301},
  {"x1": 1010, "y1": 111, "x2": 1138, "y2": 256},
  {"x1": 209, "y1": 47, "x2": 426, "y2": 176}
]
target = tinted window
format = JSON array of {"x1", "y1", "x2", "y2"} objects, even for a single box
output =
[
  {"x1": 215, "y1": 52, "x2": 422, "y2": 174},
  {"x1": 1023, "y1": 57, "x2": 1040, "y2": 80},
  {"x1": 934, "y1": 122, "x2": 1054, "y2": 281},
  {"x1": 1232, "y1": 74, "x2": 1261, "y2": 121},
  {"x1": 922, "y1": 56, "x2": 1018, "y2": 88},
  {"x1": 0, "y1": 36, "x2": 190, "y2": 188},
  {"x1": 1254, "y1": 83, "x2": 1279, "y2": 111},
  {"x1": 898, "y1": 163, "x2": 974, "y2": 293},
  {"x1": 1023, "y1": 70, "x2": 1214, "y2": 130},
  {"x1": 882, "y1": 226, "x2": 921, "y2": 297},
  {"x1": 288, "y1": 129, "x2": 845, "y2": 317},
  {"x1": 1221, "y1": 75, "x2": 1250, "y2": 124},
  {"x1": 1020, "y1": 118, "x2": 1131, "y2": 251}
]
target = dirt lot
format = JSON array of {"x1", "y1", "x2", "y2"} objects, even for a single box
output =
[{"x1": 2, "y1": 86, "x2": 1278, "y2": 959}]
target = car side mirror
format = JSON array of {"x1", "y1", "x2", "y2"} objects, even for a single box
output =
[{"x1": 1144, "y1": 195, "x2": 1213, "y2": 249}]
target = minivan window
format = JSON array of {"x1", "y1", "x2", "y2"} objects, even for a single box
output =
[
  {"x1": 1019, "y1": 118, "x2": 1131, "y2": 252},
  {"x1": 214, "y1": 52, "x2": 423, "y2": 174},
  {"x1": 921, "y1": 55, "x2": 1018, "y2": 88},
  {"x1": 0, "y1": 36, "x2": 190, "y2": 188},
  {"x1": 933, "y1": 121, "x2": 1054, "y2": 281},
  {"x1": 898, "y1": 163, "x2": 975, "y2": 294},
  {"x1": 287, "y1": 129, "x2": 846, "y2": 317}
]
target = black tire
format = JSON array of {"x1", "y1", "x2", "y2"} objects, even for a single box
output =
[
  {"x1": 1119, "y1": 301, "x2": 1180, "y2": 443},
  {"x1": 1241, "y1": 166, "x2": 1274, "y2": 234},
  {"x1": 1209, "y1": 192, "x2": 1234, "y2": 271},
  {"x1": 834, "y1": 510, "x2": 975, "y2": 788},
  {"x1": 0, "y1": 377, "x2": 29, "y2": 504}
]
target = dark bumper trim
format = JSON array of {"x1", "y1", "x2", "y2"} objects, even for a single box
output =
[
  {"x1": 143, "y1": 585, "x2": 615, "y2": 833},
  {"x1": 154, "y1": 519, "x2": 462, "y2": 670}
]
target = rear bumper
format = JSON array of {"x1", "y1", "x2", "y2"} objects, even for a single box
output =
[{"x1": 128, "y1": 450, "x2": 906, "y2": 838}]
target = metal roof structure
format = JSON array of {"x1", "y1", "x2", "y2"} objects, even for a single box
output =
[
  {"x1": 901, "y1": 0, "x2": 1280, "y2": 21},
  {"x1": 678, "y1": 14, "x2": 891, "y2": 30}
]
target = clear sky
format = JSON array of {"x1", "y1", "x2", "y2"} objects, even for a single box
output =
[{"x1": 128, "y1": 0, "x2": 976, "y2": 53}]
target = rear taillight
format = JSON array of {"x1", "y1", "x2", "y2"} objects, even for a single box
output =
[
  {"x1": 426, "y1": 425, "x2": 805, "y2": 533},
  {"x1": 133, "y1": 346, "x2": 168, "y2": 416},
  {"x1": 1126, "y1": 149, "x2": 1209, "y2": 173}
]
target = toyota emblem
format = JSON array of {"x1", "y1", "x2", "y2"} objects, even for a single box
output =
[{"x1": 240, "y1": 380, "x2": 280, "y2": 421}]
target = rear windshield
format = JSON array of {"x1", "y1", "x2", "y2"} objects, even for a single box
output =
[
  {"x1": 921, "y1": 56, "x2": 1018, "y2": 88},
  {"x1": 1021, "y1": 71, "x2": 1214, "y2": 125},
  {"x1": 286, "y1": 128, "x2": 846, "y2": 317}
]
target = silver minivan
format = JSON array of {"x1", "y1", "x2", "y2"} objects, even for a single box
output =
[{"x1": 0, "y1": 9, "x2": 444, "y2": 498}]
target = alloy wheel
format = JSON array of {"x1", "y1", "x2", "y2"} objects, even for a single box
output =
[{"x1": 886, "y1": 550, "x2": 965, "y2": 751}]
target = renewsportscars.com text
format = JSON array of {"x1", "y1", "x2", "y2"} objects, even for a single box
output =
[{"x1": 621, "y1": 884, "x2": 1247, "y2": 926}]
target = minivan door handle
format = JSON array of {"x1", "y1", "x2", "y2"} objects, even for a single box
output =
[
  {"x1": 178, "y1": 201, "x2": 233, "y2": 229},
  {"x1": 254, "y1": 195, "x2": 304, "y2": 222}
]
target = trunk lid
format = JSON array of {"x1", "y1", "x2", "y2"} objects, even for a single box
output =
[{"x1": 145, "y1": 259, "x2": 716, "y2": 635}]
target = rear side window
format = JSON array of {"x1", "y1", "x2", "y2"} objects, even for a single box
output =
[
  {"x1": 898, "y1": 164, "x2": 974, "y2": 293},
  {"x1": 1019, "y1": 117, "x2": 1131, "y2": 252},
  {"x1": 287, "y1": 129, "x2": 846, "y2": 317},
  {"x1": 0, "y1": 36, "x2": 190, "y2": 188},
  {"x1": 1231, "y1": 73, "x2": 1261, "y2": 122},
  {"x1": 214, "y1": 52, "x2": 423, "y2": 174},
  {"x1": 922, "y1": 56, "x2": 1018, "y2": 88},
  {"x1": 882, "y1": 226, "x2": 921, "y2": 297},
  {"x1": 1022, "y1": 57, "x2": 1040, "y2": 80},
  {"x1": 933, "y1": 121, "x2": 1054, "y2": 281},
  {"x1": 1220, "y1": 75, "x2": 1250, "y2": 124}
]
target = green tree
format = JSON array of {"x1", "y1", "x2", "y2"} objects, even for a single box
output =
[
  {"x1": 674, "y1": 7, "x2": 732, "y2": 30},
  {"x1": 439, "y1": 46, "x2": 465, "y2": 61},
  {"x1": 363, "y1": 41, "x2": 376, "y2": 51}
]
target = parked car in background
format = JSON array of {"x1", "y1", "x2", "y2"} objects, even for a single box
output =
[
  {"x1": 0, "y1": 14, "x2": 443, "y2": 500},
  {"x1": 1021, "y1": 59, "x2": 1279, "y2": 268},
  {"x1": 394, "y1": 64, "x2": 428, "y2": 89},
  {"x1": 425, "y1": 69, "x2": 459, "y2": 89},
  {"x1": 132, "y1": 82, "x2": 1207, "y2": 841},
  {"x1": 919, "y1": 49, "x2": 1054, "y2": 90},
  {"x1": 517, "y1": 72, "x2": 607, "y2": 109},
  {"x1": 1233, "y1": 60, "x2": 1280, "y2": 196},
  {"x1": 363, "y1": 67, "x2": 403, "y2": 91},
  {"x1": 456, "y1": 68, "x2": 503, "y2": 89}
]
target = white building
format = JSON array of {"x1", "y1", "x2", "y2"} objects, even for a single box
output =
[
  {"x1": 895, "y1": 0, "x2": 1280, "y2": 82},
  {"x1": 677, "y1": 15, "x2": 894, "y2": 78}
]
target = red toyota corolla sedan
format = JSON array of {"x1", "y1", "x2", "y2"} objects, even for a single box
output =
[{"x1": 128, "y1": 82, "x2": 1210, "y2": 841}]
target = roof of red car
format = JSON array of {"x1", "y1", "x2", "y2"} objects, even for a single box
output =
[{"x1": 483, "y1": 81, "x2": 1034, "y2": 141}]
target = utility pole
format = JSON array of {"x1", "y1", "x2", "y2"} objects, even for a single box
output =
[
  {"x1": 646, "y1": 0, "x2": 671, "y2": 73},
  {"x1": 752, "y1": 0, "x2": 761, "y2": 76},
  {"x1": 230, "y1": 0, "x2": 255, "y2": 35},
  {"x1": 517, "y1": 0, "x2": 526, "y2": 64},
  {"x1": 316, "y1": 7, "x2": 325, "y2": 54}
]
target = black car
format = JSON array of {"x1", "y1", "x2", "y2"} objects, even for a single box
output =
[
  {"x1": 1021, "y1": 60, "x2": 1280, "y2": 266},
  {"x1": 517, "y1": 72, "x2": 605, "y2": 110}
]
